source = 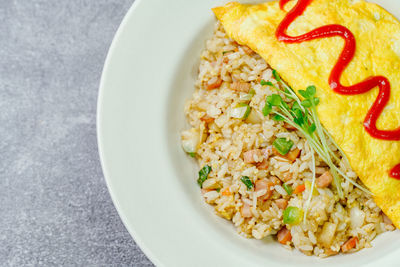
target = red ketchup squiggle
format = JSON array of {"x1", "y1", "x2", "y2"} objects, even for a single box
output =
[{"x1": 277, "y1": 0, "x2": 400, "y2": 179}]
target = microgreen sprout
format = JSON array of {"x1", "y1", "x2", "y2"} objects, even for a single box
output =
[{"x1": 260, "y1": 70, "x2": 371, "y2": 206}]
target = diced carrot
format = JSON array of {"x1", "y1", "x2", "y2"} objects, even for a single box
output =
[
  {"x1": 221, "y1": 188, "x2": 231, "y2": 196},
  {"x1": 206, "y1": 77, "x2": 223, "y2": 90},
  {"x1": 241, "y1": 203, "x2": 252, "y2": 218},
  {"x1": 243, "y1": 149, "x2": 263, "y2": 164},
  {"x1": 231, "y1": 81, "x2": 251, "y2": 93},
  {"x1": 341, "y1": 237, "x2": 358, "y2": 253},
  {"x1": 275, "y1": 198, "x2": 288, "y2": 210},
  {"x1": 316, "y1": 171, "x2": 333, "y2": 188},
  {"x1": 293, "y1": 184, "x2": 305, "y2": 194},
  {"x1": 277, "y1": 226, "x2": 292, "y2": 244},
  {"x1": 286, "y1": 148, "x2": 301, "y2": 163},
  {"x1": 200, "y1": 115, "x2": 215, "y2": 124},
  {"x1": 272, "y1": 148, "x2": 301, "y2": 163}
]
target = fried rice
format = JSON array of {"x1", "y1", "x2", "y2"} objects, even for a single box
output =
[{"x1": 180, "y1": 22, "x2": 395, "y2": 257}]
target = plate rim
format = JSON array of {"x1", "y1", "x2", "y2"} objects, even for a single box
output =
[
  {"x1": 96, "y1": 0, "x2": 400, "y2": 266},
  {"x1": 96, "y1": 0, "x2": 163, "y2": 265}
]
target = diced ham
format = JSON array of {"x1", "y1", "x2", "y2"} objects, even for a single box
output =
[
  {"x1": 243, "y1": 149, "x2": 263, "y2": 164},
  {"x1": 231, "y1": 81, "x2": 251, "y2": 93},
  {"x1": 241, "y1": 203, "x2": 252, "y2": 218},
  {"x1": 341, "y1": 237, "x2": 358, "y2": 253},
  {"x1": 255, "y1": 179, "x2": 274, "y2": 200},
  {"x1": 200, "y1": 115, "x2": 215, "y2": 124},
  {"x1": 255, "y1": 179, "x2": 268, "y2": 191},
  {"x1": 273, "y1": 148, "x2": 301, "y2": 163},
  {"x1": 206, "y1": 77, "x2": 223, "y2": 90},
  {"x1": 241, "y1": 45, "x2": 254, "y2": 55},
  {"x1": 277, "y1": 227, "x2": 292, "y2": 244},
  {"x1": 275, "y1": 199, "x2": 288, "y2": 210},
  {"x1": 256, "y1": 158, "x2": 269, "y2": 170},
  {"x1": 316, "y1": 171, "x2": 333, "y2": 188}
]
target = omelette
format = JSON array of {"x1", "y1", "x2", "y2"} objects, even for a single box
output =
[{"x1": 213, "y1": 0, "x2": 400, "y2": 227}]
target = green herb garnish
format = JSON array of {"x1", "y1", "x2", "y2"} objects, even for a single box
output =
[
  {"x1": 272, "y1": 69, "x2": 281, "y2": 82},
  {"x1": 260, "y1": 79, "x2": 274, "y2": 86},
  {"x1": 273, "y1": 138, "x2": 294, "y2": 155},
  {"x1": 241, "y1": 176, "x2": 253, "y2": 190},
  {"x1": 216, "y1": 188, "x2": 221, "y2": 193},
  {"x1": 188, "y1": 152, "x2": 196, "y2": 158},
  {"x1": 261, "y1": 70, "x2": 370, "y2": 203},
  {"x1": 197, "y1": 165, "x2": 212, "y2": 188},
  {"x1": 282, "y1": 183, "x2": 293, "y2": 195}
]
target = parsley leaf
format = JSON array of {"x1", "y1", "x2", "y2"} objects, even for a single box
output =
[{"x1": 197, "y1": 165, "x2": 212, "y2": 188}]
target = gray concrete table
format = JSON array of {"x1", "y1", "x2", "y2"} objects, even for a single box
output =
[{"x1": 0, "y1": 1, "x2": 153, "y2": 266}]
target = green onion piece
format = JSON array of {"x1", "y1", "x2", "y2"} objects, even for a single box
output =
[
  {"x1": 231, "y1": 103, "x2": 251, "y2": 119},
  {"x1": 260, "y1": 79, "x2": 274, "y2": 86},
  {"x1": 241, "y1": 176, "x2": 253, "y2": 190},
  {"x1": 197, "y1": 165, "x2": 212, "y2": 188},
  {"x1": 283, "y1": 206, "x2": 303, "y2": 225},
  {"x1": 222, "y1": 50, "x2": 234, "y2": 55},
  {"x1": 188, "y1": 152, "x2": 196, "y2": 158},
  {"x1": 273, "y1": 138, "x2": 294, "y2": 155},
  {"x1": 239, "y1": 89, "x2": 255, "y2": 102},
  {"x1": 282, "y1": 183, "x2": 293, "y2": 195},
  {"x1": 216, "y1": 188, "x2": 221, "y2": 193}
]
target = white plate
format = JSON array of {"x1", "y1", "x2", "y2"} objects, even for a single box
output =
[{"x1": 97, "y1": 0, "x2": 400, "y2": 266}]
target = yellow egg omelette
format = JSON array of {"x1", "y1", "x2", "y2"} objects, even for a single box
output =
[{"x1": 213, "y1": 0, "x2": 400, "y2": 227}]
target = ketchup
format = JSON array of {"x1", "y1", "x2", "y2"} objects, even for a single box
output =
[{"x1": 277, "y1": 0, "x2": 400, "y2": 179}]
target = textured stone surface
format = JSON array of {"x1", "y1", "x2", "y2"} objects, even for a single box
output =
[{"x1": 0, "y1": 0, "x2": 153, "y2": 266}]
